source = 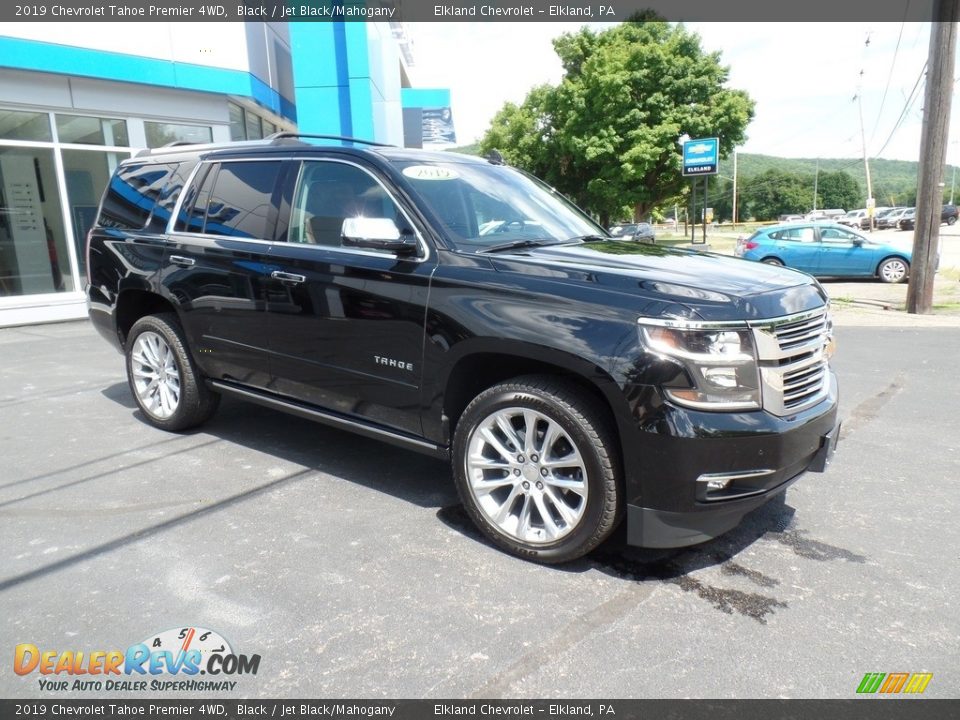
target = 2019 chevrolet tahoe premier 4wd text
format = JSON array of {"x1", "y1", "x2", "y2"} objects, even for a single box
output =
[{"x1": 86, "y1": 134, "x2": 840, "y2": 563}]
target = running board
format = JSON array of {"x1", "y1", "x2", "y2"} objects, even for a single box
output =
[{"x1": 209, "y1": 380, "x2": 448, "y2": 460}]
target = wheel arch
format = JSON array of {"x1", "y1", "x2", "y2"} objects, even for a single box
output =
[
  {"x1": 115, "y1": 289, "x2": 178, "y2": 347},
  {"x1": 437, "y1": 344, "x2": 631, "y2": 484},
  {"x1": 876, "y1": 254, "x2": 911, "y2": 275}
]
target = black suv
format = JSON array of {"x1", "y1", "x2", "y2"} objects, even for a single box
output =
[{"x1": 86, "y1": 134, "x2": 839, "y2": 563}]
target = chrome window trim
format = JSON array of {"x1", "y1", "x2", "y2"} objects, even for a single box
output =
[
  {"x1": 286, "y1": 157, "x2": 430, "y2": 264},
  {"x1": 165, "y1": 156, "x2": 430, "y2": 263}
]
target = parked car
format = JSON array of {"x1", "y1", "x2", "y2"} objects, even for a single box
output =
[
  {"x1": 837, "y1": 209, "x2": 868, "y2": 228},
  {"x1": 860, "y1": 207, "x2": 892, "y2": 229},
  {"x1": 898, "y1": 205, "x2": 957, "y2": 231},
  {"x1": 878, "y1": 207, "x2": 910, "y2": 229},
  {"x1": 735, "y1": 222, "x2": 912, "y2": 283},
  {"x1": 805, "y1": 209, "x2": 846, "y2": 222},
  {"x1": 86, "y1": 135, "x2": 839, "y2": 564},
  {"x1": 898, "y1": 209, "x2": 917, "y2": 230},
  {"x1": 608, "y1": 222, "x2": 656, "y2": 243},
  {"x1": 942, "y1": 204, "x2": 958, "y2": 225}
]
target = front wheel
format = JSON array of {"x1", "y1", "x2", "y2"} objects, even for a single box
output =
[
  {"x1": 125, "y1": 313, "x2": 219, "y2": 431},
  {"x1": 761, "y1": 257, "x2": 784, "y2": 266},
  {"x1": 947, "y1": 216, "x2": 957, "y2": 226},
  {"x1": 878, "y1": 257, "x2": 909, "y2": 284},
  {"x1": 452, "y1": 376, "x2": 621, "y2": 564}
]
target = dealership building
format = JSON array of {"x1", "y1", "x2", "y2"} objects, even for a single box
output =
[{"x1": 0, "y1": 22, "x2": 454, "y2": 327}]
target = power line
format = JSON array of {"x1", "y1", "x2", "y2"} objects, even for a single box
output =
[{"x1": 869, "y1": 18, "x2": 909, "y2": 146}]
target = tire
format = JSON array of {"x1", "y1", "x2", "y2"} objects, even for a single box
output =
[
  {"x1": 877, "y1": 257, "x2": 909, "y2": 284},
  {"x1": 948, "y1": 216, "x2": 956, "y2": 226},
  {"x1": 125, "y1": 313, "x2": 219, "y2": 431},
  {"x1": 761, "y1": 257, "x2": 784, "y2": 266},
  {"x1": 452, "y1": 375, "x2": 621, "y2": 564}
]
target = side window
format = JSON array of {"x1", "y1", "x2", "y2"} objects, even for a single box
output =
[
  {"x1": 97, "y1": 162, "x2": 179, "y2": 230},
  {"x1": 289, "y1": 161, "x2": 402, "y2": 246},
  {"x1": 203, "y1": 161, "x2": 282, "y2": 239},
  {"x1": 821, "y1": 227, "x2": 857, "y2": 243},
  {"x1": 175, "y1": 164, "x2": 214, "y2": 234},
  {"x1": 147, "y1": 160, "x2": 196, "y2": 232}
]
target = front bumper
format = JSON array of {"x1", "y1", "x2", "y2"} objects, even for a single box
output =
[{"x1": 623, "y1": 373, "x2": 839, "y2": 548}]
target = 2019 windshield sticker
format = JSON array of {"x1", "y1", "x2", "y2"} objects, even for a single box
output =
[{"x1": 402, "y1": 165, "x2": 459, "y2": 180}]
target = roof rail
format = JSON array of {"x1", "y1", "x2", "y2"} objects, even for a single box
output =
[
  {"x1": 266, "y1": 132, "x2": 394, "y2": 148},
  {"x1": 160, "y1": 140, "x2": 197, "y2": 148}
]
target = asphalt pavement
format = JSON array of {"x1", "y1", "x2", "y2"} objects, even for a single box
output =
[{"x1": 0, "y1": 320, "x2": 957, "y2": 699}]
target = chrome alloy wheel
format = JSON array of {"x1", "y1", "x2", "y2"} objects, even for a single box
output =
[
  {"x1": 465, "y1": 408, "x2": 588, "y2": 544},
  {"x1": 880, "y1": 258, "x2": 908, "y2": 283},
  {"x1": 130, "y1": 331, "x2": 181, "y2": 419}
]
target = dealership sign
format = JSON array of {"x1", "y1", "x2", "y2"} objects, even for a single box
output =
[{"x1": 682, "y1": 137, "x2": 719, "y2": 176}]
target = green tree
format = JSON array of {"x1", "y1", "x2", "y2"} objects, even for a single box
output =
[
  {"x1": 815, "y1": 170, "x2": 861, "y2": 211},
  {"x1": 745, "y1": 169, "x2": 812, "y2": 220},
  {"x1": 480, "y1": 20, "x2": 755, "y2": 226}
]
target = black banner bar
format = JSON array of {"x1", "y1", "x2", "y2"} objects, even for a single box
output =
[
  {"x1": 1, "y1": 700, "x2": 959, "y2": 720},
  {"x1": 0, "y1": 0, "x2": 942, "y2": 23}
]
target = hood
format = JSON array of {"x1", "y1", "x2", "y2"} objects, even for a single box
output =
[{"x1": 487, "y1": 240, "x2": 827, "y2": 321}]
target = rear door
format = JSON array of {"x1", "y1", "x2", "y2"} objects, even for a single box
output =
[
  {"x1": 162, "y1": 158, "x2": 283, "y2": 388},
  {"x1": 769, "y1": 226, "x2": 819, "y2": 272},
  {"x1": 261, "y1": 157, "x2": 436, "y2": 436}
]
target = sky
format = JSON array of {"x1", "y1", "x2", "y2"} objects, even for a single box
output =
[{"x1": 407, "y1": 22, "x2": 949, "y2": 164}]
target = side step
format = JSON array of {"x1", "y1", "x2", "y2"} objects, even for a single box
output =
[{"x1": 209, "y1": 380, "x2": 449, "y2": 460}]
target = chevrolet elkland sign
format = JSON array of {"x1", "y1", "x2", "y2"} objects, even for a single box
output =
[{"x1": 682, "y1": 137, "x2": 719, "y2": 176}]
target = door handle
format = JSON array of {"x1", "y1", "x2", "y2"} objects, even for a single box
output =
[
  {"x1": 270, "y1": 270, "x2": 306, "y2": 284},
  {"x1": 169, "y1": 255, "x2": 196, "y2": 267}
]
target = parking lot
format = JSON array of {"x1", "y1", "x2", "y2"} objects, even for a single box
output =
[{"x1": 1, "y1": 318, "x2": 958, "y2": 699}]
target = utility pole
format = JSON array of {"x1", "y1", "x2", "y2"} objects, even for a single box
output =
[
  {"x1": 732, "y1": 151, "x2": 738, "y2": 226},
  {"x1": 813, "y1": 158, "x2": 819, "y2": 213},
  {"x1": 857, "y1": 91, "x2": 875, "y2": 230},
  {"x1": 908, "y1": 8, "x2": 958, "y2": 314}
]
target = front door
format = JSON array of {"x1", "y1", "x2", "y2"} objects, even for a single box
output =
[{"x1": 263, "y1": 159, "x2": 436, "y2": 436}]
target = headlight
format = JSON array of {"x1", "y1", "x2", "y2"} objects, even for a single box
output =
[{"x1": 638, "y1": 320, "x2": 761, "y2": 410}]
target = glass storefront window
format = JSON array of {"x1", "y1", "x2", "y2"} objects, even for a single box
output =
[
  {"x1": 263, "y1": 121, "x2": 277, "y2": 137},
  {"x1": 245, "y1": 113, "x2": 263, "y2": 141},
  {"x1": 56, "y1": 114, "x2": 129, "y2": 146},
  {"x1": 0, "y1": 146, "x2": 74, "y2": 296},
  {"x1": 61, "y1": 149, "x2": 129, "y2": 277},
  {"x1": 0, "y1": 110, "x2": 52, "y2": 142},
  {"x1": 144, "y1": 122, "x2": 213, "y2": 148},
  {"x1": 228, "y1": 103, "x2": 246, "y2": 141}
]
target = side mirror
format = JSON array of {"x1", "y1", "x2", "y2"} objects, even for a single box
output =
[
  {"x1": 341, "y1": 217, "x2": 418, "y2": 256},
  {"x1": 852, "y1": 237, "x2": 865, "y2": 247}
]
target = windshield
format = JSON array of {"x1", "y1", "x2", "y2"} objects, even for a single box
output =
[{"x1": 393, "y1": 161, "x2": 605, "y2": 251}]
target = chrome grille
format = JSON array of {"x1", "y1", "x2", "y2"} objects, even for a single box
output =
[
  {"x1": 773, "y1": 307, "x2": 829, "y2": 352},
  {"x1": 750, "y1": 307, "x2": 832, "y2": 416}
]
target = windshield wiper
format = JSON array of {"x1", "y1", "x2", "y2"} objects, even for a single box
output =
[{"x1": 477, "y1": 238, "x2": 570, "y2": 254}]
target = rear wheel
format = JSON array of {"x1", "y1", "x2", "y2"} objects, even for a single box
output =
[
  {"x1": 761, "y1": 257, "x2": 784, "y2": 266},
  {"x1": 125, "y1": 313, "x2": 219, "y2": 431},
  {"x1": 947, "y1": 216, "x2": 957, "y2": 226},
  {"x1": 452, "y1": 376, "x2": 621, "y2": 564},
  {"x1": 878, "y1": 257, "x2": 909, "y2": 284}
]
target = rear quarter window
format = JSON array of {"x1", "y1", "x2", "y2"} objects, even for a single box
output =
[{"x1": 96, "y1": 162, "x2": 180, "y2": 231}]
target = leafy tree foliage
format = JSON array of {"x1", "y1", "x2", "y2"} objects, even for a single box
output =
[
  {"x1": 814, "y1": 171, "x2": 861, "y2": 211},
  {"x1": 480, "y1": 20, "x2": 754, "y2": 225}
]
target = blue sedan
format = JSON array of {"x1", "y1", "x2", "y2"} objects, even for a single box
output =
[{"x1": 734, "y1": 223, "x2": 912, "y2": 283}]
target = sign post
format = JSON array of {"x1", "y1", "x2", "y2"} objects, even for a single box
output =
[{"x1": 682, "y1": 138, "x2": 719, "y2": 245}]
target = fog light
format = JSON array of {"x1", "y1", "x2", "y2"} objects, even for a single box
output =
[{"x1": 706, "y1": 477, "x2": 732, "y2": 491}]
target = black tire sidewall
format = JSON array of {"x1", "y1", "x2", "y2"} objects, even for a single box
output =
[{"x1": 452, "y1": 384, "x2": 615, "y2": 563}]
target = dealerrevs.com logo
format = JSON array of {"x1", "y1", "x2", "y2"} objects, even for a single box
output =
[{"x1": 14, "y1": 627, "x2": 260, "y2": 693}]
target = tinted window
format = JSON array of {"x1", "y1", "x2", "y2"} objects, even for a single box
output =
[
  {"x1": 288, "y1": 161, "x2": 402, "y2": 246},
  {"x1": 203, "y1": 161, "x2": 282, "y2": 238},
  {"x1": 97, "y1": 162, "x2": 179, "y2": 230},
  {"x1": 148, "y1": 160, "x2": 197, "y2": 232}
]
